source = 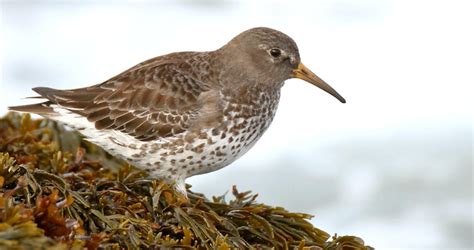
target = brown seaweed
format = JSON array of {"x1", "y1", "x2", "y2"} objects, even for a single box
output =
[{"x1": 0, "y1": 112, "x2": 372, "y2": 249}]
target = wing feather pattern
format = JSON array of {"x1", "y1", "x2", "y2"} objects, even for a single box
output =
[{"x1": 10, "y1": 52, "x2": 217, "y2": 141}]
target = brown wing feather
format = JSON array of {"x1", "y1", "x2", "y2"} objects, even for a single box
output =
[{"x1": 18, "y1": 52, "x2": 218, "y2": 141}]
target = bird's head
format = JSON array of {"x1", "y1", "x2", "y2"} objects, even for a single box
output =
[{"x1": 219, "y1": 27, "x2": 345, "y2": 103}]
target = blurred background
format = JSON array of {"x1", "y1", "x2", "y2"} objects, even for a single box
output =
[{"x1": 1, "y1": 0, "x2": 472, "y2": 249}]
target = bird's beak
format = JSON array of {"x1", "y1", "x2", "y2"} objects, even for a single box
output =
[{"x1": 291, "y1": 63, "x2": 346, "y2": 103}]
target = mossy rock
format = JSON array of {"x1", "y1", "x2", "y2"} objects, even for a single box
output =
[{"x1": 0, "y1": 112, "x2": 372, "y2": 249}]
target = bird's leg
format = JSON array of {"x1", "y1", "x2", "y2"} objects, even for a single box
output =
[
  {"x1": 157, "y1": 177, "x2": 189, "y2": 205},
  {"x1": 172, "y1": 178, "x2": 190, "y2": 205}
]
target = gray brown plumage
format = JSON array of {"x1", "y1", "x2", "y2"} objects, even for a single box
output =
[{"x1": 9, "y1": 27, "x2": 345, "y2": 195}]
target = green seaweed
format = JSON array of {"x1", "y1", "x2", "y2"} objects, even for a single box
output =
[{"x1": 0, "y1": 112, "x2": 372, "y2": 249}]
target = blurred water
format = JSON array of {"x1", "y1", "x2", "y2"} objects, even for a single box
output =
[{"x1": 1, "y1": 1, "x2": 472, "y2": 249}]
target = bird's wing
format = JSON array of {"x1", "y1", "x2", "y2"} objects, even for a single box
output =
[{"x1": 12, "y1": 54, "x2": 219, "y2": 141}]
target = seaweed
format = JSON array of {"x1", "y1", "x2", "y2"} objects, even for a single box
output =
[{"x1": 0, "y1": 112, "x2": 372, "y2": 249}]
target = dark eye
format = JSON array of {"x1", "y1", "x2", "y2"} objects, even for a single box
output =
[{"x1": 269, "y1": 48, "x2": 281, "y2": 57}]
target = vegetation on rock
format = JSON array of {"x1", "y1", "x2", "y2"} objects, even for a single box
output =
[{"x1": 0, "y1": 112, "x2": 372, "y2": 249}]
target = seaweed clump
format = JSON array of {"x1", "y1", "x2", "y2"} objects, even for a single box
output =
[{"x1": 0, "y1": 112, "x2": 372, "y2": 249}]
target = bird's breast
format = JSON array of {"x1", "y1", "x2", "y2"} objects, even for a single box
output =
[{"x1": 180, "y1": 89, "x2": 281, "y2": 176}]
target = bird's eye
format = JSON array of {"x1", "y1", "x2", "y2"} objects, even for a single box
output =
[{"x1": 269, "y1": 48, "x2": 281, "y2": 57}]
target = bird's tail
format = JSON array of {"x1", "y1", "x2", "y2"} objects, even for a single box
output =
[
  {"x1": 8, "y1": 102, "x2": 55, "y2": 114},
  {"x1": 8, "y1": 87, "x2": 63, "y2": 115},
  {"x1": 8, "y1": 86, "x2": 101, "y2": 115}
]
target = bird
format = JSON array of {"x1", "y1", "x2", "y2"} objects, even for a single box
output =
[{"x1": 9, "y1": 27, "x2": 345, "y2": 195}]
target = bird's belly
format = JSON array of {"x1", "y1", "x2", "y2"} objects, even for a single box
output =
[
  {"x1": 128, "y1": 112, "x2": 274, "y2": 179},
  {"x1": 49, "y1": 99, "x2": 278, "y2": 180},
  {"x1": 91, "y1": 107, "x2": 276, "y2": 180},
  {"x1": 181, "y1": 116, "x2": 271, "y2": 177}
]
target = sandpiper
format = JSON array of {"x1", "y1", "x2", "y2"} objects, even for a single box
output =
[{"x1": 10, "y1": 27, "x2": 345, "y2": 195}]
